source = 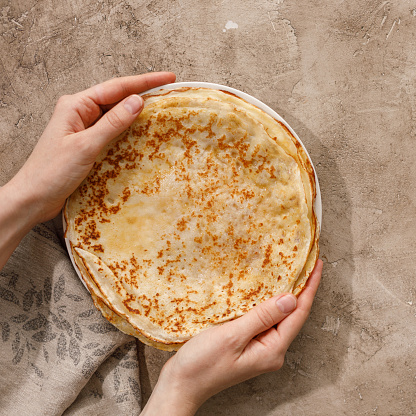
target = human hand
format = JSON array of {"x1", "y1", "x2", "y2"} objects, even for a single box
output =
[
  {"x1": 7, "y1": 72, "x2": 176, "y2": 226},
  {"x1": 142, "y1": 259, "x2": 323, "y2": 416}
]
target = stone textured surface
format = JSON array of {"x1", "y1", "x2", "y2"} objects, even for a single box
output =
[{"x1": 1, "y1": 0, "x2": 415, "y2": 414}]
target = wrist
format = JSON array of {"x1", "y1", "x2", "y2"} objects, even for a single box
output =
[
  {"x1": 6, "y1": 165, "x2": 57, "y2": 225},
  {"x1": 3, "y1": 176, "x2": 43, "y2": 228},
  {"x1": 0, "y1": 180, "x2": 42, "y2": 269},
  {"x1": 141, "y1": 365, "x2": 201, "y2": 416}
]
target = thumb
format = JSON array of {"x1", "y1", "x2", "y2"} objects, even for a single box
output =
[
  {"x1": 230, "y1": 294, "x2": 297, "y2": 347},
  {"x1": 86, "y1": 94, "x2": 144, "y2": 150}
]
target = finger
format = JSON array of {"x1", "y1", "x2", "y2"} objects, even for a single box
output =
[
  {"x1": 276, "y1": 259, "x2": 323, "y2": 350},
  {"x1": 45, "y1": 72, "x2": 176, "y2": 135},
  {"x1": 237, "y1": 326, "x2": 286, "y2": 374},
  {"x1": 77, "y1": 94, "x2": 144, "y2": 155},
  {"x1": 230, "y1": 293, "x2": 298, "y2": 348},
  {"x1": 79, "y1": 72, "x2": 176, "y2": 106},
  {"x1": 43, "y1": 94, "x2": 101, "y2": 137}
]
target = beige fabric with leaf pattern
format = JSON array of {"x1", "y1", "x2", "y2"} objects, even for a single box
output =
[{"x1": 0, "y1": 219, "x2": 143, "y2": 415}]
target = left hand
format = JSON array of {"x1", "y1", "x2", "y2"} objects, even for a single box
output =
[{"x1": 8, "y1": 72, "x2": 176, "y2": 225}]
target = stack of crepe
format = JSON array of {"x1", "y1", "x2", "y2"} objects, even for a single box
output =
[{"x1": 64, "y1": 87, "x2": 319, "y2": 351}]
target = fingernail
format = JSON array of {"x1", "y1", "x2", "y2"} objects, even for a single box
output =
[
  {"x1": 124, "y1": 95, "x2": 143, "y2": 114},
  {"x1": 276, "y1": 295, "x2": 297, "y2": 313}
]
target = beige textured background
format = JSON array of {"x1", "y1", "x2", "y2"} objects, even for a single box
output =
[{"x1": 1, "y1": 0, "x2": 415, "y2": 414}]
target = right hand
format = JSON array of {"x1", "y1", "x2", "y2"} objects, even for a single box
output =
[{"x1": 142, "y1": 259, "x2": 323, "y2": 416}]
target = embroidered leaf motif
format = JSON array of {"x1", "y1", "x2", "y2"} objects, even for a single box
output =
[
  {"x1": 26, "y1": 340, "x2": 34, "y2": 352},
  {"x1": 50, "y1": 312, "x2": 64, "y2": 330},
  {"x1": 57, "y1": 306, "x2": 67, "y2": 314},
  {"x1": 93, "y1": 344, "x2": 114, "y2": 357},
  {"x1": 7, "y1": 272, "x2": 19, "y2": 290},
  {"x1": 31, "y1": 363, "x2": 44, "y2": 378},
  {"x1": 114, "y1": 367, "x2": 120, "y2": 393},
  {"x1": 69, "y1": 338, "x2": 80, "y2": 366},
  {"x1": 22, "y1": 289, "x2": 36, "y2": 311},
  {"x1": 0, "y1": 286, "x2": 20, "y2": 306},
  {"x1": 11, "y1": 332, "x2": 20, "y2": 354},
  {"x1": 50, "y1": 313, "x2": 73, "y2": 336},
  {"x1": 43, "y1": 346, "x2": 49, "y2": 363},
  {"x1": 84, "y1": 342, "x2": 100, "y2": 349},
  {"x1": 35, "y1": 291, "x2": 43, "y2": 307},
  {"x1": 78, "y1": 309, "x2": 96, "y2": 319},
  {"x1": 12, "y1": 347, "x2": 25, "y2": 365},
  {"x1": 1, "y1": 322, "x2": 10, "y2": 342},
  {"x1": 10, "y1": 314, "x2": 28, "y2": 324},
  {"x1": 74, "y1": 322, "x2": 83, "y2": 341},
  {"x1": 82, "y1": 357, "x2": 95, "y2": 378},
  {"x1": 95, "y1": 370, "x2": 104, "y2": 383},
  {"x1": 87, "y1": 323, "x2": 118, "y2": 334},
  {"x1": 128, "y1": 377, "x2": 141, "y2": 403},
  {"x1": 53, "y1": 274, "x2": 65, "y2": 303},
  {"x1": 116, "y1": 392, "x2": 129, "y2": 403},
  {"x1": 23, "y1": 314, "x2": 48, "y2": 331},
  {"x1": 111, "y1": 347, "x2": 125, "y2": 360},
  {"x1": 120, "y1": 361, "x2": 139, "y2": 369},
  {"x1": 57, "y1": 333, "x2": 67, "y2": 360},
  {"x1": 61, "y1": 319, "x2": 73, "y2": 337},
  {"x1": 32, "y1": 330, "x2": 56, "y2": 343},
  {"x1": 66, "y1": 294, "x2": 84, "y2": 302},
  {"x1": 43, "y1": 277, "x2": 52, "y2": 303}
]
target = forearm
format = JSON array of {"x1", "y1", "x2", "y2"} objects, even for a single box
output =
[{"x1": 0, "y1": 179, "x2": 40, "y2": 269}]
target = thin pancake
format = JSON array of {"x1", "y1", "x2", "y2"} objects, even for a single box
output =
[{"x1": 64, "y1": 87, "x2": 319, "y2": 350}]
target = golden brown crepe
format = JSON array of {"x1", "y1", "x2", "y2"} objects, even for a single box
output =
[{"x1": 64, "y1": 87, "x2": 319, "y2": 351}]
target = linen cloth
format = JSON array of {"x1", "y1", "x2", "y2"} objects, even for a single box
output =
[{"x1": 0, "y1": 217, "x2": 143, "y2": 415}]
